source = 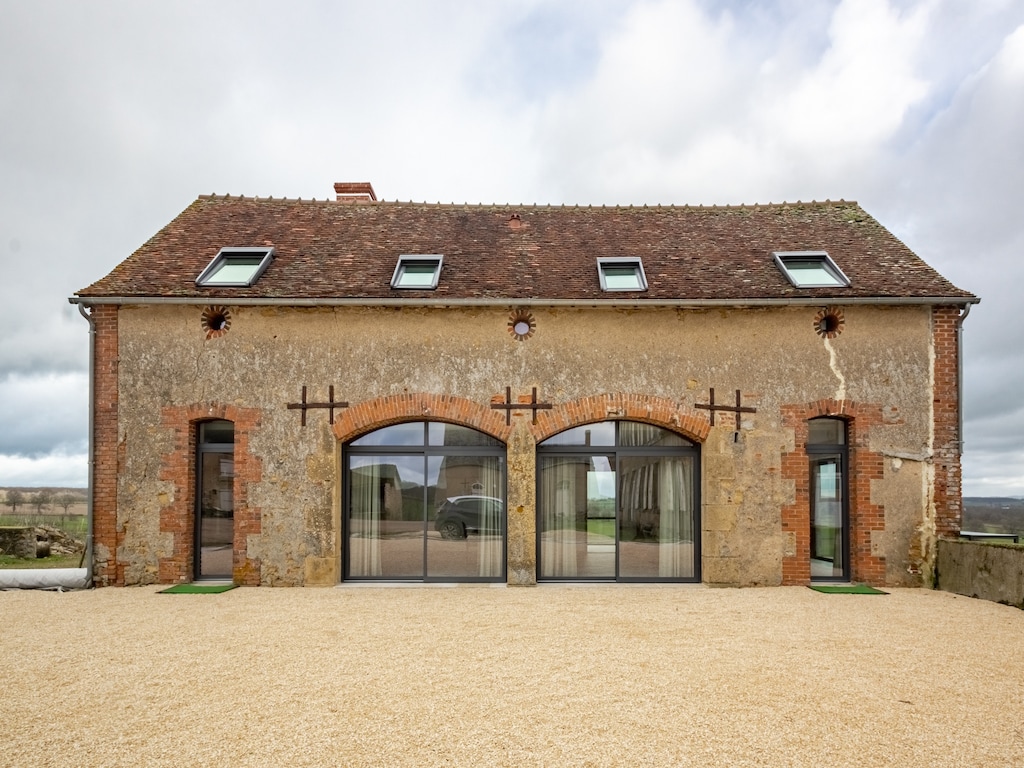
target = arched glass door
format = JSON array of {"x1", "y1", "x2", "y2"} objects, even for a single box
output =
[
  {"x1": 537, "y1": 421, "x2": 700, "y2": 582},
  {"x1": 344, "y1": 421, "x2": 506, "y2": 582}
]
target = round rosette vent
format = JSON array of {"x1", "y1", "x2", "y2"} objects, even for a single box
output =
[
  {"x1": 508, "y1": 309, "x2": 536, "y2": 341},
  {"x1": 202, "y1": 306, "x2": 232, "y2": 339},
  {"x1": 814, "y1": 306, "x2": 845, "y2": 339}
]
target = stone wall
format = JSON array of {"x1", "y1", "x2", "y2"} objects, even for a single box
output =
[
  {"x1": 0, "y1": 525, "x2": 82, "y2": 559},
  {"x1": 0, "y1": 527, "x2": 37, "y2": 558},
  {"x1": 936, "y1": 538, "x2": 1024, "y2": 608},
  {"x1": 92, "y1": 301, "x2": 952, "y2": 587}
]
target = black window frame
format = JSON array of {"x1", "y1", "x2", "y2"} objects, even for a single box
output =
[
  {"x1": 536, "y1": 420, "x2": 701, "y2": 583},
  {"x1": 342, "y1": 421, "x2": 507, "y2": 583},
  {"x1": 194, "y1": 419, "x2": 235, "y2": 581},
  {"x1": 806, "y1": 417, "x2": 850, "y2": 582}
]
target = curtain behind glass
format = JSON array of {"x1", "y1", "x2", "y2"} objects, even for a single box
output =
[
  {"x1": 348, "y1": 459, "x2": 383, "y2": 577},
  {"x1": 658, "y1": 456, "x2": 694, "y2": 578},
  {"x1": 620, "y1": 422, "x2": 691, "y2": 447},
  {"x1": 478, "y1": 458, "x2": 504, "y2": 577},
  {"x1": 540, "y1": 457, "x2": 579, "y2": 577},
  {"x1": 615, "y1": 455, "x2": 695, "y2": 579},
  {"x1": 425, "y1": 455, "x2": 505, "y2": 580}
]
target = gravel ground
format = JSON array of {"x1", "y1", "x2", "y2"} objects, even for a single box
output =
[{"x1": 2, "y1": 584, "x2": 1022, "y2": 767}]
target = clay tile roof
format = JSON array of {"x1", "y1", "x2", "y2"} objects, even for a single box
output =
[{"x1": 74, "y1": 194, "x2": 977, "y2": 304}]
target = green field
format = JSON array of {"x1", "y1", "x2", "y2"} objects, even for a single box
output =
[
  {"x1": 0, "y1": 511, "x2": 87, "y2": 569},
  {"x1": 0, "y1": 553, "x2": 84, "y2": 569},
  {"x1": 0, "y1": 514, "x2": 87, "y2": 537}
]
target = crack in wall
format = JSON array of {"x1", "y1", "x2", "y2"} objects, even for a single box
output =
[
  {"x1": 192, "y1": 342, "x2": 208, "y2": 402},
  {"x1": 823, "y1": 336, "x2": 846, "y2": 400}
]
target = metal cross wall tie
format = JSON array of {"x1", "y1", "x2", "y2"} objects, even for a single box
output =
[
  {"x1": 490, "y1": 386, "x2": 553, "y2": 425},
  {"x1": 694, "y1": 388, "x2": 756, "y2": 429},
  {"x1": 287, "y1": 385, "x2": 349, "y2": 426}
]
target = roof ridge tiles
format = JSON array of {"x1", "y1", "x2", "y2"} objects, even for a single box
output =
[
  {"x1": 197, "y1": 193, "x2": 329, "y2": 204},
  {"x1": 192, "y1": 193, "x2": 860, "y2": 210}
]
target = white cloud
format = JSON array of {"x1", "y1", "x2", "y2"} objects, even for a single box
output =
[
  {"x1": 527, "y1": 0, "x2": 942, "y2": 204},
  {"x1": 963, "y1": 447, "x2": 1024, "y2": 498},
  {"x1": 0, "y1": 451, "x2": 87, "y2": 489},
  {"x1": 0, "y1": 373, "x2": 88, "y2": 457},
  {"x1": 1, "y1": 0, "x2": 1023, "y2": 494},
  {"x1": 766, "y1": 0, "x2": 930, "y2": 157}
]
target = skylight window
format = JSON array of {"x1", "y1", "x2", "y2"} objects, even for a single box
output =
[
  {"x1": 196, "y1": 247, "x2": 274, "y2": 287},
  {"x1": 597, "y1": 258, "x2": 648, "y2": 292},
  {"x1": 391, "y1": 255, "x2": 443, "y2": 289},
  {"x1": 773, "y1": 251, "x2": 850, "y2": 288}
]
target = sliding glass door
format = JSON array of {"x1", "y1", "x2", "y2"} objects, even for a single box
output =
[
  {"x1": 345, "y1": 422, "x2": 506, "y2": 582},
  {"x1": 537, "y1": 421, "x2": 700, "y2": 582}
]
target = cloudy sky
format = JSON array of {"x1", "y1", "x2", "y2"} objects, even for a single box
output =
[{"x1": 1, "y1": 0, "x2": 1022, "y2": 496}]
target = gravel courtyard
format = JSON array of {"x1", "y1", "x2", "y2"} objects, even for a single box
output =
[{"x1": 2, "y1": 584, "x2": 1022, "y2": 767}]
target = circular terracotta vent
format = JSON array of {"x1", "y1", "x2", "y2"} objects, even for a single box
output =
[
  {"x1": 202, "y1": 306, "x2": 232, "y2": 339},
  {"x1": 814, "y1": 306, "x2": 845, "y2": 339},
  {"x1": 508, "y1": 309, "x2": 535, "y2": 340}
]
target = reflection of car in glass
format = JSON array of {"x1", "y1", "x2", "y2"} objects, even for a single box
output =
[{"x1": 435, "y1": 496, "x2": 504, "y2": 539}]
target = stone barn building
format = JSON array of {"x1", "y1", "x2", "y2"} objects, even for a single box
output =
[{"x1": 70, "y1": 182, "x2": 978, "y2": 588}]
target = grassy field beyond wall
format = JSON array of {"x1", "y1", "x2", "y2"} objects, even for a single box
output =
[{"x1": 0, "y1": 488, "x2": 87, "y2": 569}]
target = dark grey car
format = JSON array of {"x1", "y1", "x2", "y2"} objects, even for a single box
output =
[{"x1": 434, "y1": 496, "x2": 504, "y2": 539}]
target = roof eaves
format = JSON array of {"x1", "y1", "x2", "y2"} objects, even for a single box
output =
[{"x1": 69, "y1": 295, "x2": 980, "y2": 308}]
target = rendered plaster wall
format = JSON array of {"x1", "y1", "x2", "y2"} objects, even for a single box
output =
[{"x1": 113, "y1": 302, "x2": 938, "y2": 586}]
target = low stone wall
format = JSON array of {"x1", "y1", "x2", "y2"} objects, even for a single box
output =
[
  {"x1": 0, "y1": 525, "x2": 83, "y2": 560},
  {"x1": 936, "y1": 538, "x2": 1024, "y2": 608},
  {"x1": 0, "y1": 527, "x2": 37, "y2": 558}
]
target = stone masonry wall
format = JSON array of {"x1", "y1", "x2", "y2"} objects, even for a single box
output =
[{"x1": 97, "y1": 302, "x2": 953, "y2": 587}]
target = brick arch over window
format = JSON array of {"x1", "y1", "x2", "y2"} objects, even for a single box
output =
[
  {"x1": 333, "y1": 393, "x2": 512, "y2": 444},
  {"x1": 780, "y1": 398, "x2": 885, "y2": 586},
  {"x1": 532, "y1": 394, "x2": 710, "y2": 443},
  {"x1": 158, "y1": 403, "x2": 263, "y2": 586}
]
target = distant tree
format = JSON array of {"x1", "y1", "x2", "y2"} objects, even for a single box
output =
[
  {"x1": 29, "y1": 489, "x2": 53, "y2": 514},
  {"x1": 5, "y1": 489, "x2": 24, "y2": 513},
  {"x1": 55, "y1": 492, "x2": 82, "y2": 513}
]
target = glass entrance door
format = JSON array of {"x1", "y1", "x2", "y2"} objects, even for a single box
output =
[
  {"x1": 810, "y1": 456, "x2": 844, "y2": 577},
  {"x1": 807, "y1": 418, "x2": 849, "y2": 581},
  {"x1": 809, "y1": 456, "x2": 849, "y2": 582},
  {"x1": 196, "y1": 420, "x2": 234, "y2": 580},
  {"x1": 538, "y1": 454, "x2": 617, "y2": 579},
  {"x1": 345, "y1": 422, "x2": 507, "y2": 582},
  {"x1": 537, "y1": 421, "x2": 700, "y2": 582}
]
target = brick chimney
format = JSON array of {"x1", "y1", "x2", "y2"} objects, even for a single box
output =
[{"x1": 334, "y1": 182, "x2": 377, "y2": 203}]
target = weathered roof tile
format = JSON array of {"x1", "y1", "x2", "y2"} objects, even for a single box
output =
[{"x1": 75, "y1": 194, "x2": 977, "y2": 304}]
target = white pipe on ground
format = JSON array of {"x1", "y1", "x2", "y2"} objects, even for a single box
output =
[{"x1": 0, "y1": 568, "x2": 90, "y2": 590}]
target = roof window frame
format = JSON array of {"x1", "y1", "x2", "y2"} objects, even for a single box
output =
[
  {"x1": 196, "y1": 247, "x2": 275, "y2": 288},
  {"x1": 597, "y1": 257, "x2": 648, "y2": 292},
  {"x1": 391, "y1": 254, "x2": 444, "y2": 290},
  {"x1": 772, "y1": 251, "x2": 850, "y2": 289}
]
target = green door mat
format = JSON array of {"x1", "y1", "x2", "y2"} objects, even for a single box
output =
[
  {"x1": 809, "y1": 584, "x2": 888, "y2": 595},
  {"x1": 159, "y1": 583, "x2": 238, "y2": 594}
]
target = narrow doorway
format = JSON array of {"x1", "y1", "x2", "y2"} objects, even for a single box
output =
[
  {"x1": 807, "y1": 418, "x2": 849, "y2": 581},
  {"x1": 195, "y1": 420, "x2": 235, "y2": 580}
]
